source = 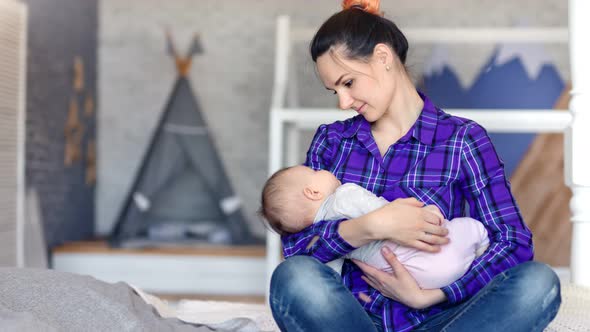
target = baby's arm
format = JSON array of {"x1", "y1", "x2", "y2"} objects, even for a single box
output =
[
  {"x1": 327, "y1": 184, "x2": 394, "y2": 271},
  {"x1": 333, "y1": 183, "x2": 443, "y2": 222},
  {"x1": 330, "y1": 183, "x2": 389, "y2": 218},
  {"x1": 323, "y1": 184, "x2": 388, "y2": 272}
]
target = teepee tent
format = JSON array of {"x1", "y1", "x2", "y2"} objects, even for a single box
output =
[{"x1": 110, "y1": 33, "x2": 258, "y2": 247}]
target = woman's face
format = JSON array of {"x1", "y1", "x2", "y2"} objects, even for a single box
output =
[{"x1": 316, "y1": 49, "x2": 396, "y2": 123}]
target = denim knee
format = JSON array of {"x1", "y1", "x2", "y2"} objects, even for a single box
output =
[
  {"x1": 509, "y1": 261, "x2": 561, "y2": 310},
  {"x1": 270, "y1": 256, "x2": 340, "y2": 310},
  {"x1": 271, "y1": 256, "x2": 320, "y2": 289},
  {"x1": 269, "y1": 256, "x2": 379, "y2": 332}
]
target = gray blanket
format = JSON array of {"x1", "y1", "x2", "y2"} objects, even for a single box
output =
[{"x1": 0, "y1": 268, "x2": 257, "y2": 332}]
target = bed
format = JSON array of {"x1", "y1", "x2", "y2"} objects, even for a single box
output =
[{"x1": 0, "y1": 267, "x2": 588, "y2": 331}]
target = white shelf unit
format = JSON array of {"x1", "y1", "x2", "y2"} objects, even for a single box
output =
[
  {"x1": 267, "y1": 1, "x2": 590, "y2": 296},
  {"x1": 52, "y1": 248, "x2": 266, "y2": 296}
]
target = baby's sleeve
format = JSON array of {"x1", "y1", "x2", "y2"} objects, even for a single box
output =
[{"x1": 331, "y1": 183, "x2": 389, "y2": 219}]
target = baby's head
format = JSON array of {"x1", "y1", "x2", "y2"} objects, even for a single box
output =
[{"x1": 260, "y1": 165, "x2": 341, "y2": 235}]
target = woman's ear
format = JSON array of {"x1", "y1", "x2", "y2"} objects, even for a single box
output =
[
  {"x1": 372, "y1": 43, "x2": 394, "y2": 68},
  {"x1": 303, "y1": 186, "x2": 324, "y2": 201}
]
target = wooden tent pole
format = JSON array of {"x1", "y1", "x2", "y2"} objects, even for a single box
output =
[{"x1": 165, "y1": 29, "x2": 192, "y2": 77}]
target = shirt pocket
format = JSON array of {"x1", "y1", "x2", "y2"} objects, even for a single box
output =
[
  {"x1": 398, "y1": 170, "x2": 451, "y2": 188},
  {"x1": 399, "y1": 183, "x2": 451, "y2": 220}
]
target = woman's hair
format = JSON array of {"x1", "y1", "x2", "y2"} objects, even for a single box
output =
[{"x1": 310, "y1": 0, "x2": 408, "y2": 65}]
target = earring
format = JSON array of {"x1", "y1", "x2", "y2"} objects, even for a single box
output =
[{"x1": 385, "y1": 65, "x2": 391, "y2": 71}]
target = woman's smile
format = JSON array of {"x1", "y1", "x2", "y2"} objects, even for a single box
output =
[{"x1": 355, "y1": 103, "x2": 367, "y2": 114}]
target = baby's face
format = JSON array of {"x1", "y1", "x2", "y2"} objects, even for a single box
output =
[{"x1": 290, "y1": 166, "x2": 341, "y2": 195}]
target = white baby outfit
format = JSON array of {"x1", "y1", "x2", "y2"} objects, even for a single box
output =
[{"x1": 314, "y1": 183, "x2": 490, "y2": 289}]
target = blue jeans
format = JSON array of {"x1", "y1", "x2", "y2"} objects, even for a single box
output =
[{"x1": 270, "y1": 256, "x2": 561, "y2": 332}]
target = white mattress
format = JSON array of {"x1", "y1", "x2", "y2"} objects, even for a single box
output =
[{"x1": 135, "y1": 283, "x2": 590, "y2": 332}]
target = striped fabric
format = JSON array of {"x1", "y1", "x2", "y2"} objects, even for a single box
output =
[{"x1": 282, "y1": 92, "x2": 533, "y2": 332}]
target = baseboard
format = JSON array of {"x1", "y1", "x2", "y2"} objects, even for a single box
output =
[{"x1": 51, "y1": 241, "x2": 267, "y2": 296}]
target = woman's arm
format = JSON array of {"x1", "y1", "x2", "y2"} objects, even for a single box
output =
[
  {"x1": 338, "y1": 197, "x2": 448, "y2": 250},
  {"x1": 282, "y1": 218, "x2": 356, "y2": 261},
  {"x1": 354, "y1": 123, "x2": 533, "y2": 309},
  {"x1": 283, "y1": 124, "x2": 356, "y2": 261},
  {"x1": 331, "y1": 184, "x2": 447, "y2": 248},
  {"x1": 281, "y1": 198, "x2": 449, "y2": 262},
  {"x1": 283, "y1": 197, "x2": 448, "y2": 262},
  {"x1": 354, "y1": 247, "x2": 447, "y2": 309},
  {"x1": 440, "y1": 123, "x2": 534, "y2": 304}
]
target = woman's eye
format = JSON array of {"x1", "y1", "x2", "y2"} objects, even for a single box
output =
[{"x1": 344, "y1": 80, "x2": 353, "y2": 88}]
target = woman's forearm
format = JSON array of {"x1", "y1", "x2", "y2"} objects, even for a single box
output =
[
  {"x1": 337, "y1": 198, "x2": 414, "y2": 247},
  {"x1": 337, "y1": 198, "x2": 448, "y2": 251},
  {"x1": 415, "y1": 289, "x2": 447, "y2": 309},
  {"x1": 338, "y1": 214, "x2": 378, "y2": 247}
]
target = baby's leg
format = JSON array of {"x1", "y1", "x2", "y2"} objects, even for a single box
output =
[
  {"x1": 475, "y1": 241, "x2": 489, "y2": 257},
  {"x1": 447, "y1": 217, "x2": 489, "y2": 257},
  {"x1": 398, "y1": 218, "x2": 489, "y2": 289},
  {"x1": 346, "y1": 241, "x2": 398, "y2": 273},
  {"x1": 346, "y1": 218, "x2": 489, "y2": 289}
]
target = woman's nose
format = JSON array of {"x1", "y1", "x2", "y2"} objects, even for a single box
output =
[{"x1": 338, "y1": 93, "x2": 354, "y2": 110}]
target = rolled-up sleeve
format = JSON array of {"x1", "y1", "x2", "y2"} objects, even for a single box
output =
[{"x1": 282, "y1": 219, "x2": 357, "y2": 261}]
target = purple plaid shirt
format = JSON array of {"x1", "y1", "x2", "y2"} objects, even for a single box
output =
[{"x1": 281, "y1": 92, "x2": 534, "y2": 332}]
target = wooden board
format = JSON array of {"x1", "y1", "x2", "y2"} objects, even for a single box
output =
[
  {"x1": 510, "y1": 85, "x2": 572, "y2": 266},
  {"x1": 53, "y1": 241, "x2": 266, "y2": 258}
]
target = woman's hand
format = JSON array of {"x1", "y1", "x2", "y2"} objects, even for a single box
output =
[
  {"x1": 353, "y1": 247, "x2": 447, "y2": 309},
  {"x1": 422, "y1": 204, "x2": 445, "y2": 223},
  {"x1": 368, "y1": 198, "x2": 449, "y2": 252}
]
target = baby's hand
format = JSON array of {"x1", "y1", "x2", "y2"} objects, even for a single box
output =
[{"x1": 422, "y1": 205, "x2": 444, "y2": 225}]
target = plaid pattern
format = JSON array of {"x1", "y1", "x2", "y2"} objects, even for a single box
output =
[{"x1": 281, "y1": 93, "x2": 534, "y2": 332}]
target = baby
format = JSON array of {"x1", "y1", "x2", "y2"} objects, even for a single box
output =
[{"x1": 260, "y1": 165, "x2": 490, "y2": 289}]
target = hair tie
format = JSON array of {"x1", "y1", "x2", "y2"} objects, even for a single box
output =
[{"x1": 341, "y1": 0, "x2": 382, "y2": 16}]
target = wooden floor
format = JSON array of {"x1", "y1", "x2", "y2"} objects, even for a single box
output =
[{"x1": 53, "y1": 240, "x2": 266, "y2": 257}]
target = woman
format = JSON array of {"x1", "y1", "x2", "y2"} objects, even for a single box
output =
[{"x1": 269, "y1": 1, "x2": 561, "y2": 331}]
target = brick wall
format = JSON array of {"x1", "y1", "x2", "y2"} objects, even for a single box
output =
[{"x1": 24, "y1": 0, "x2": 97, "y2": 248}]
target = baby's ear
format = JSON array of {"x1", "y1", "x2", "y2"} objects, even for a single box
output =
[{"x1": 303, "y1": 186, "x2": 324, "y2": 201}]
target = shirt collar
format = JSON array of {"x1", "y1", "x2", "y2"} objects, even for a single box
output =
[
  {"x1": 412, "y1": 91, "x2": 438, "y2": 146},
  {"x1": 341, "y1": 114, "x2": 366, "y2": 138},
  {"x1": 341, "y1": 91, "x2": 438, "y2": 146}
]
